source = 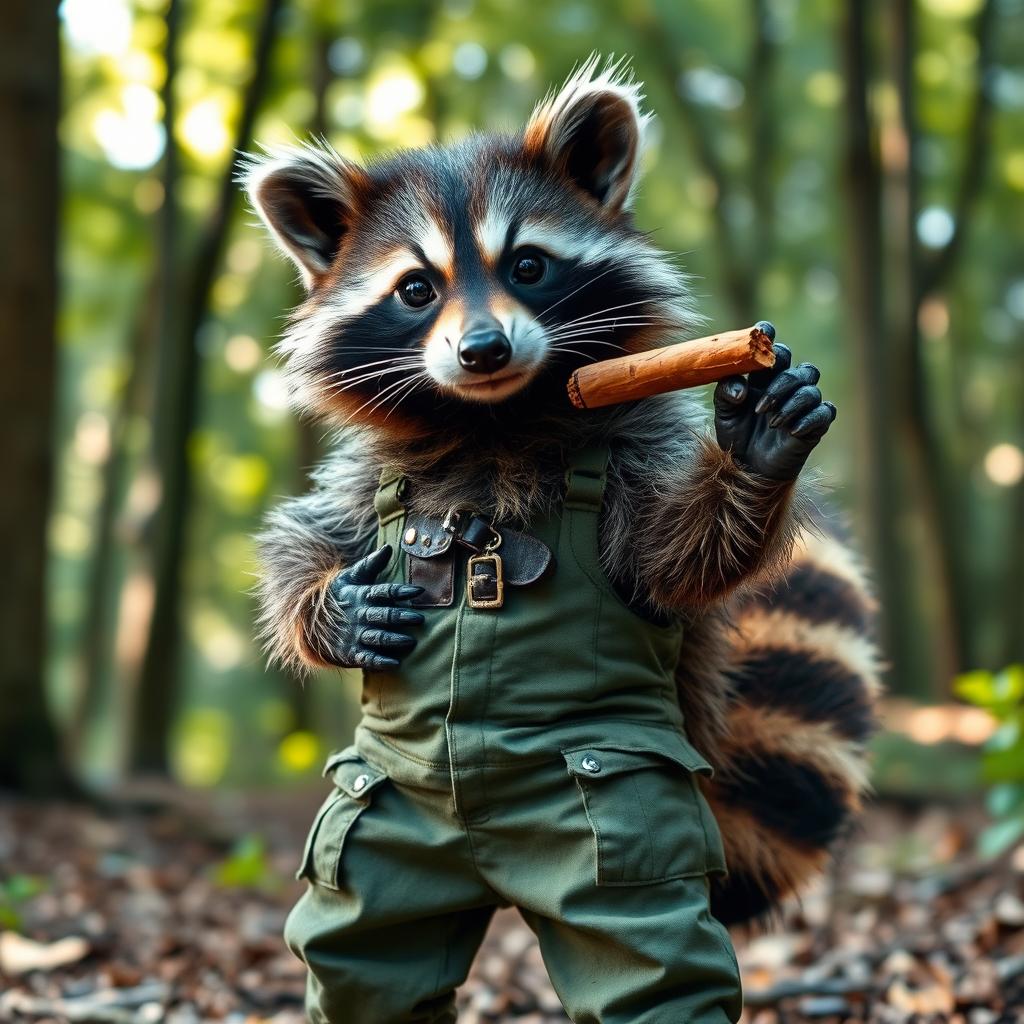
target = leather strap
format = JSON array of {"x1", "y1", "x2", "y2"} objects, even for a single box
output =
[{"x1": 401, "y1": 512, "x2": 553, "y2": 587}]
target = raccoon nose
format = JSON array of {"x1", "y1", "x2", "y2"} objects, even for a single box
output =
[{"x1": 458, "y1": 328, "x2": 512, "y2": 375}]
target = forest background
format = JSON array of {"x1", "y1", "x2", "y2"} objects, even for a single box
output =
[{"x1": 3, "y1": 0, "x2": 1023, "y2": 822}]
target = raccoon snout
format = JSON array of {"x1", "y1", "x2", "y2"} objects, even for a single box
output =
[{"x1": 457, "y1": 325, "x2": 512, "y2": 375}]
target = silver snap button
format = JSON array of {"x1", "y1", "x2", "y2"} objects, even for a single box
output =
[
  {"x1": 352, "y1": 773, "x2": 370, "y2": 793},
  {"x1": 580, "y1": 755, "x2": 602, "y2": 774},
  {"x1": 403, "y1": 527, "x2": 417, "y2": 544}
]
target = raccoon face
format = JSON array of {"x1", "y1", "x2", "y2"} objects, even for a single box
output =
[{"x1": 245, "y1": 58, "x2": 695, "y2": 431}]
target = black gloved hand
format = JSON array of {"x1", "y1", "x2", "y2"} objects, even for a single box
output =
[
  {"x1": 327, "y1": 545, "x2": 424, "y2": 670},
  {"x1": 713, "y1": 322, "x2": 837, "y2": 482}
]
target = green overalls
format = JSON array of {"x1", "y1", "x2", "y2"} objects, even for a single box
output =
[{"x1": 285, "y1": 448, "x2": 742, "y2": 1024}]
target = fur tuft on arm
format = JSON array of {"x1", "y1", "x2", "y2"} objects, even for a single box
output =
[
  {"x1": 255, "y1": 444, "x2": 380, "y2": 672},
  {"x1": 636, "y1": 432, "x2": 814, "y2": 611}
]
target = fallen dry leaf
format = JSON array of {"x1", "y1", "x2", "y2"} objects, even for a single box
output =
[
  {"x1": 0, "y1": 795, "x2": 1020, "y2": 1023},
  {"x1": 0, "y1": 931, "x2": 90, "y2": 975}
]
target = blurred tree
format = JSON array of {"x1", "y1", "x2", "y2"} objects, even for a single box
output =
[
  {"x1": 893, "y1": 0, "x2": 998, "y2": 679},
  {"x1": 0, "y1": 1, "x2": 68, "y2": 792},
  {"x1": 68, "y1": 0, "x2": 183, "y2": 766},
  {"x1": 130, "y1": 0, "x2": 285, "y2": 775},
  {"x1": 644, "y1": 15, "x2": 765, "y2": 324},
  {"x1": 38, "y1": 0, "x2": 1023, "y2": 789},
  {"x1": 839, "y1": 0, "x2": 910, "y2": 690},
  {"x1": 839, "y1": 0, "x2": 999, "y2": 693}
]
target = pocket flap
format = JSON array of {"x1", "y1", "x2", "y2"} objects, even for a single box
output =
[
  {"x1": 562, "y1": 733, "x2": 713, "y2": 780},
  {"x1": 298, "y1": 751, "x2": 387, "y2": 888},
  {"x1": 561, "y1": 732, "x2": 726, "y2": 885},
  {"x1": 322, "y1": 749, "x2": 388, "y2": 799}
]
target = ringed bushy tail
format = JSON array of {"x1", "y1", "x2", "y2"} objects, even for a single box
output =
[{"x1": 697, "y1": 523, "x2": 882, "y2": 927}]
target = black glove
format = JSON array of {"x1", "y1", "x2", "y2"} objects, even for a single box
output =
[
  {"x1": 713, "y1": 322, "x2": 837, "y2": 482},
  {"x1": 327, "y1": 545, "x2": 424, "y2": 670}
]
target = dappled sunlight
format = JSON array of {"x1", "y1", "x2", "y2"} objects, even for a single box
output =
[
  {"x1": 61, "y1": 0, "x2": 133, "y2": 57},
  {"x1": 179, "y1": 96, "x2": 234, "y2": 163},
  {"x1": 173, "y1": 707, "x2": 233, "y2": 786},
  {"x1": 984, "y1": 443, "x2": 1024, "y2": 487},
  {"x1": 42, "y1": 0, "x2": 1024, "y2": 806},
  {"x1": 2, "y1": 0, "x2": 1021, "y2": 1019}
]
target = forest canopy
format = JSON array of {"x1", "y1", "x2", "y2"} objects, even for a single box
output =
[{"x1": 5, "y1": 0, "x2": 1022, "y2": 792}]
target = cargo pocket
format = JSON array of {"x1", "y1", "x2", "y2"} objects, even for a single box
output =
[
  {"x1": 562, "y1": 735, "x2": 727, "y2": 887},
  {"x1": 296, "y1": 748, "x2": 387, "y2": 891}
]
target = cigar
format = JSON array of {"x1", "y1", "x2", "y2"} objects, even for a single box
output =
[{"x1": 567, "y1": 323, "x2": 777, "y2": 410}]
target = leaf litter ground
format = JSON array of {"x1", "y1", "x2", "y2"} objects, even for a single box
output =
[{"x1": 1, "y1": 794, "x2": 1022, "y2": 1023}]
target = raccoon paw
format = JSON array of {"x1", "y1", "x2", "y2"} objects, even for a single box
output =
[
  {"x1": 713, "y1": 330, "x2": 836, "y2": 482},
  {"x1": 325, "y1": 546, "x2": 424, "y2": 671}
]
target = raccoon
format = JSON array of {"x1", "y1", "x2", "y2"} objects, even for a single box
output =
[{"x1": 245, "y1": 57, "x2": 880, "y2": 929}]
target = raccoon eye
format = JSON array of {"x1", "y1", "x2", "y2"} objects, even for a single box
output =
[
  {"x1": 397, "y1": 274, "x2": 436, "y2": 309},
  {"x1": 511, "y1": 249, "x2": 546, "y2": 285}
]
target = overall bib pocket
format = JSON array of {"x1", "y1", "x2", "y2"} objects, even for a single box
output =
[
  {"x1": 296, "y1": 748, "x2": 387, "y2": 891},
  {"x1": 562, "y1": 735, "x2": 727, "y2": 887}
]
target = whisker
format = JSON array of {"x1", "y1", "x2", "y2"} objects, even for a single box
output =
[
  {"x1": 545, "y1": 321, "x2": 663, "y2": 341},
  {"x1": 550, "y1": 338, "x2": 630, "y2": 353},
  {"x1": 552, "y1": 349, "x2": 602, "y2": 363},
  {"x1": 534, "y1": 264, "x2": 622, "y2": 321},
  {"x1": 380, "y1": 372, "x2": 429, "y2": 423},
  {"x1": 323, "y1": 372, "x2": 415, "y2": 399},
  {"x1": 340, "y1": 373, "x2": 419, "y2": 427},
  {"x1": 550, "y1": 348, "x2": 604, "y2": 363},
  {"x1": 544, "y1": 320, "x2": 669, "y2": 340},
  {"x1": 330, "y1": 345, "x2": 419, "y2": 354},
  {"x1": 320, "y1": 355, "x2": 423, "y2": 381},
  {"x1": 323, "y1": 365, "x2": 423, "y2": 396},
  {"x1": 361, "y1": 372, "x2": 427, "y2": 422},
  {"x1": 544, "y1": 298, "x2": 656, "y2": 331}
]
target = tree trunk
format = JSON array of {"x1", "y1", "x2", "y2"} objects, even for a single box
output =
[
  {"x1": 69, "y1": 0, "x2": 182, "y2": 766},
  {"x1": 886, "y1": 0, "x2": 965, "y2": 691},
  {"x1": 67, "y1": 285, "x2": 159, "y2": 763},
  {"x1": 999, "y1": 349, "x2": 1024, "y2": 667},
  {"x1": 0, "y1": 1, "x2": 69, "y2": 792},
  {"x1": 747, "y1": 0, "x2": 777, "y2": 305},
  {"x1": 129, "y1": 0, "x2": 285, "y2": 774},
  {"x1": 643, "y1": 22, "x2": 759, "y2": 324},
  {"x1": 838, "y1": 0, "x2": 916, "y2": 694}
]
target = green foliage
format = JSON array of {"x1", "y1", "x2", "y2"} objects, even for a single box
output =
[
  {"x1": 0, "y1": 875, "x2": 48, "y2": 932},
  {"x1": 212, "y1": 834, "x2": 281, "y2": 890},
  {"x1": 956, "y1": 666, "x2": 1024, "y2": 856},
  {"x1": 50, "y1": 0, "x2": 1024, "y2": 787},
  {"x1": 869, "y1": 730, "x2": 984, "y2": 800}
]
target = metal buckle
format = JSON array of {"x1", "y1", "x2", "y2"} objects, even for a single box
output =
[
  {"x1": 466, "y1": 531, "x2": 504, "y2": 609},
  {"x1": 442, "y1": 508, "x2": 463, "y2": 534}
]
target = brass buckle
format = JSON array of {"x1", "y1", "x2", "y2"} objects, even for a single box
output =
[{"x1": 466, "y1": 531, "x2": 504, "y2": 609}]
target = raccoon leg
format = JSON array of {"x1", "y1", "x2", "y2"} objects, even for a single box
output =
[{"x1": 702, "y1": 523, "x2": 881, "y2": 926}]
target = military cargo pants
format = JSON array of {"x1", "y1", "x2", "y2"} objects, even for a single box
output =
[{"x1": 285, "y1": 743, "x2": 742, "y2": 1024}]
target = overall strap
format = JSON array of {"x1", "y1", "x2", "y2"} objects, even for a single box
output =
[
  {"x1": 374, "y1": 467, "x2": 407, "y2": 526},
  {"x1": 561, "y1": 445, "x2": 611, "y2": 592},
  {"x1": 564, "y1": 446, "x2": 609, "y2": 512}
]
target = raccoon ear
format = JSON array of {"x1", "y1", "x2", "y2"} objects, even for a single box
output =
[
  {"x1": 243, "y1": 145, "x2": 362, "y2": 288},
  {"x1": 524, "y1": 59, "x2": 648, "y2": 212}
]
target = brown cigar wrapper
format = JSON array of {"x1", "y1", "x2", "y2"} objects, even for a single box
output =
[{"x1": 566, "y1": 325, "x2": 776, "y2": 410}]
